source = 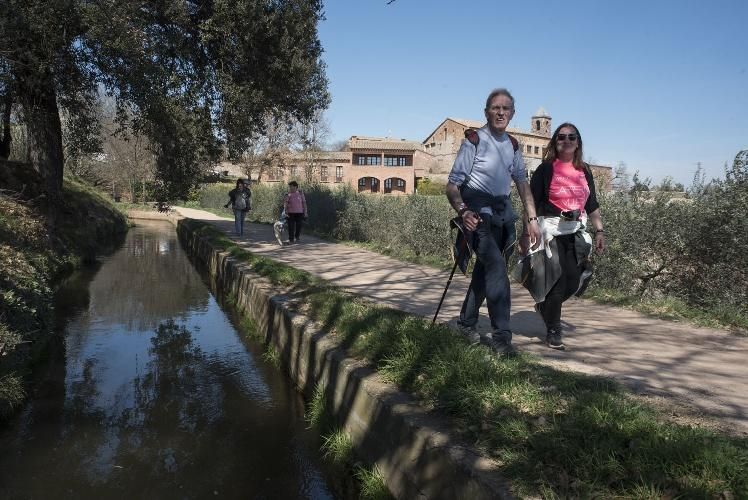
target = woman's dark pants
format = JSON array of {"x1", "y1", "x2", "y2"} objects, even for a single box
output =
[
  {"x1": 287, "y1": 213, "x2": 304, "y2": 241},
  {"x1": 538, "y1": 233, "x2": 581, "y2": 331}
]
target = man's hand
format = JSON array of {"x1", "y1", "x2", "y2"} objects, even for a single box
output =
[
  {"x1": 526, "y1": 220, "x2": 541, "y2": 251},
  {"x1": 462, "y1": 210, "x2": 480, "y2": 232}
]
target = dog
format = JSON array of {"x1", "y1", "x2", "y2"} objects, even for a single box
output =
[{"x1": 273, "y1": 210, "x2": 287, "y2": 246}]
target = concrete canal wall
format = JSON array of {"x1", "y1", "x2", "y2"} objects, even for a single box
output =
[{"x1": 176, "y1": 219, "x2": 512, "y2": 500}]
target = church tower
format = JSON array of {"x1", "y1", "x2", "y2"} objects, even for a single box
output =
[{"x1": 531, "y1": 107, "x2": 552, "y2": 137}]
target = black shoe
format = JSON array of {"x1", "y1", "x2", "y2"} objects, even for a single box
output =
[
  {"x1": 486, "y1": 330, "x2": 515, "y2": 356},
  {"x1": 456, "y1": 323, "x2": 482, "y2": 345},
  {"x1": 546, "y1": 328, "x2": 565, "y2": 350}
]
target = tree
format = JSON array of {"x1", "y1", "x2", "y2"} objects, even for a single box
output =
[
  {"x1": 293, "y1": 109, "x2": 330, "y2": 182},
  {"x1": 240, "y1": 113, "x2": 296, "y2": 184},
  {"x1": 1, "y1": 0, "x2": 329, "y2": 202},
  {"x1": 611, "y1": 162, "x2": 631, "y2": 192},
  {"x1": 630, "y1": 171, "x2": 651, "y2": 194}
]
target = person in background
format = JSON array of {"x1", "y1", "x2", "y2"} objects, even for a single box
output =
[
  {"x1": 526, "y1": 122, "x2": 605, "y2": 350},
  {"x1": 224, "y1": 179, "x2": 251, "y2": 237},
  {"x1": 283, "y1": 180, "x2": 307, "y2": 243}
]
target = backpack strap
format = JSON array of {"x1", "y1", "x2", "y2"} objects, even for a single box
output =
[
  {"x1": 507, "y1": 133, "x2": 519, "y2": 152},
  {"x1": 464, "y1": 128, "x2": 480, "y2": 147}
]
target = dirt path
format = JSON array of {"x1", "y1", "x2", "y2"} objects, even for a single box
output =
[{"x1": 170, "y1": 207, "x2": 748, "y2": 435}]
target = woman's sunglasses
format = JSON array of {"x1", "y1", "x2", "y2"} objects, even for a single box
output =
[{"x1": 557, "y1": 134, "x2": 578, "y2": 142}]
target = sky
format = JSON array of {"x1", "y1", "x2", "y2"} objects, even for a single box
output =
[{"x1": 317, "y1": 0, "x2": 748, "y2": 186}]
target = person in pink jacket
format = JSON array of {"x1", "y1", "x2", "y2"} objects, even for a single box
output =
[{"x1": 283, "y1": 181, "x2": 307, "y2": 243}]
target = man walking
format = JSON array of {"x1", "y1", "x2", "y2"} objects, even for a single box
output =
[{"x1": 445, "y1": 88, "x2": 541, "y2": 354}]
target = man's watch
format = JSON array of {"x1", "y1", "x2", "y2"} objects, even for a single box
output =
[{"x1": 457, "y1": 202, "x2": 468, "y2": 216}]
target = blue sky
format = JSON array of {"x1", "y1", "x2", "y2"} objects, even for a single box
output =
[{"x1": 317, "y1": 0, "x2": 747, "y2": 186}]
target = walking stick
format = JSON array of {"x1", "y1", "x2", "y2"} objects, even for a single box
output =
[
  {"x1": 432, "y1": 219, "x2": 471, "y2": 325},
  {"x1": 431, "y1": 257, "x2": 460, "y2": 325}
]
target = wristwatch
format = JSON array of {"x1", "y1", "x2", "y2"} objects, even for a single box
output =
[{"x1": 457, "y1": 202, "x2": 468, "y2": 216}]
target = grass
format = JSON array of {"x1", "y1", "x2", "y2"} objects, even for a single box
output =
[
  {"x1": 321, "y1": 429, "x2": 355, "y2": 465},
  {"x1": 182, "y1": 218, "x2": 748, "y2": 499},
  {"x1": 305, "y1": 383, "x2": 327, "y2": 429},
  {"x1": 354, "y1": 466, "x2": 393, "y2": 500}
]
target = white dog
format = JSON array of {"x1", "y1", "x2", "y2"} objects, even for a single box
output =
[{"x1": 273, "y1": 210, "x2": 287, "y2": 246}]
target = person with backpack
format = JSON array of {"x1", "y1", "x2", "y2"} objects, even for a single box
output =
[
  {"x1": 523, "y1": 123, "x2": 605, "y2": 350},
  {"x1": 445, "y1": 88, "x2": 541, "y2": 355},
  {"x1": 224, "y1": 179, "x2": 251, "y2": 237},
  {"x1": 283, "y1": 180, "x2": 307, "y2": 243}
]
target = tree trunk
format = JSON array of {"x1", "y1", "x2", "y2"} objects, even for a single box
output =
[
  {"x1": 0, "y1": 90, "x2": 11, "y2": 160},
  {"x1": 20, "y1": 76, "x2": 64, "y2": 198}
]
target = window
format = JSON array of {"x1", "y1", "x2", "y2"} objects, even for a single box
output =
[
  {"x1": 384, "y1": 178, "x2": 392, "y2": 189},
  {"x1": 384, "y1": 156, "x2": 408, "y2": 166},
  {"x1": 534, "y1": 146, "x2": 539, "y2": 154},
  {"x1": 321, "y1": 166, "x2": 328, "y2": 176},
  {"x1": 396, "y1": 179, "x2": 404, "y2": 188},
  {"x1": 355, "y1": 155, "x2": 381, "y2": 166},
  {"x1": 358, "y1": 178, "x2": 366, "y2": 187},
  {"x1": 526, "y1": 145, "x2": 532, "y2": 153},
  {"x1": 290, "y1": 165, "x2": 298, "y2": 177},
  {"x1": 335, "y1": 166, "x2": 343, "y2": 182},
  {"x1": 536, "y1": 120, "x2": 540, "y2": 131}
]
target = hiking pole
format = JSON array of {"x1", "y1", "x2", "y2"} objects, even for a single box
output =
[{"x1": 431, "y1": 257, "x2": 460, "y2": 325}]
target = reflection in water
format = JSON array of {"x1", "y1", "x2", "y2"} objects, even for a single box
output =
[{"x1": 0, "y1": 220, "x2": 336, "y2": 499}]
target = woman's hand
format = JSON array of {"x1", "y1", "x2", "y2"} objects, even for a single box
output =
[{"x1": 594, "y1": 232, "x2": 606, "y2": 254}]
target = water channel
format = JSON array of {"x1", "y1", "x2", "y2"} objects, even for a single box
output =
[{"x1": 0, "y1": 220, "x2": 339, "y2": 499}]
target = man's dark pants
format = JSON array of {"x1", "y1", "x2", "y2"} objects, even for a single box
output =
[{"x1": 459, "y1": 213, "x2": 516, "y2": 337}]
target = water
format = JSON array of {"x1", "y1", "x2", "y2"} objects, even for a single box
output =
[{"x1": 0, "y1": 220, "x2": 337, "y2": 499}]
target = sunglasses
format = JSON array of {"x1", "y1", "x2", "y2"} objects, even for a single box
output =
[{"x1": 557, "y1": 134, "x2": 578, "y2": 142}]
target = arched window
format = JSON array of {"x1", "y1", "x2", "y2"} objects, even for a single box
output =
[{"x1": 535, "y1": 120, "x2": 540, "y2": 131}]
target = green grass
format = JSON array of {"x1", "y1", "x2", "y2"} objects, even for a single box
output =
[
  {"x1": 321, "y1": 429, "x2": 355, "y2": 465},
  {"x1": 355, "y1": 465, "x2": 393, "y2": 500},
  {"x1": 182, "y1": 218, "x2": 748, "y2": 499},
  {"x1": 261, "y1": 345, "x2": 281, "y2": 368},
  {"x1": 305, "y1": 383, "x2": 327, "y2": 429}
]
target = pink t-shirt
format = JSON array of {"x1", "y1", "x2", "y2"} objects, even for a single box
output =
[
  {"x1": 285, "y1": 191, "x2": 306, "y2": 214},
  {"x1": 548, "y1": 159, "x2": 590, "y2": 213}
]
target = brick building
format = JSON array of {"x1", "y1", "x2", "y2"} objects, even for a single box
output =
[{"x1": 233, "y1": 136, "x2": 430, "y2": 195}]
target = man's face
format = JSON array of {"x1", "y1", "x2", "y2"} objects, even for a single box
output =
[{"x1": 484, "y1": 94, "x2": 515, "y2": 134}]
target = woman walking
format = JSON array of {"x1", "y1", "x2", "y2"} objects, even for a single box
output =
[
  {"x1": 524, "y1": 123, "x2": 605, "y2": 350},
  {"x1": 224, "y1": 179, "x2": 251, "y2": 237},
  {"x1": 283, "y1": 181, "x2": 307, "y2": 243}
]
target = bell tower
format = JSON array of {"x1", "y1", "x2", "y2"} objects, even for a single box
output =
[{"x1": 531, "y1": 107, "x2": 552, "y2": 137}]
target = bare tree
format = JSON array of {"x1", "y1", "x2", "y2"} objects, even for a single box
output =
[
  {"x1": 293, "y1": 109, "x2": 330, "y2": 182},
  {"x1": 240, "y1": 113, "x2": 295, "y2": 183}
]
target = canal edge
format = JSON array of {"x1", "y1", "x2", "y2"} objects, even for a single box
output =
[{"x1": 176, "y1": 219, "x2": 513, "y2": 500}]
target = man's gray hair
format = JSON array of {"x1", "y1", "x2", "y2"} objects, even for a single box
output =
[{"x1": 485, "y1": 88, "x2": 515, "y2": 110}]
